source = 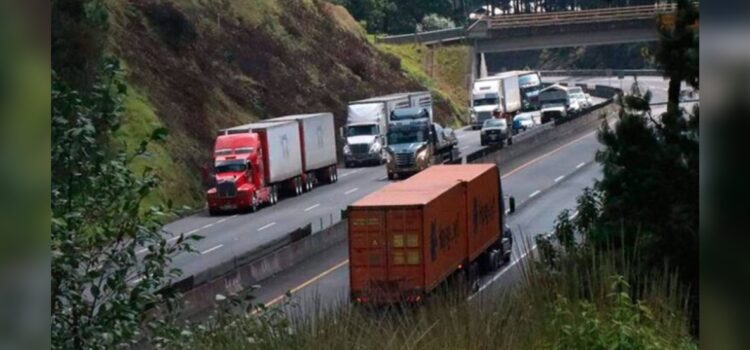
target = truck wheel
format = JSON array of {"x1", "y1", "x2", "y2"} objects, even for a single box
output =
[
  {"x1": 345, "y1": 161, "x2": 353, "y2": 168},
  {"x1": 208, "y1": 208, "x2": 219, "y2": 216},
  {"x1": 250, "y1": 194, "x2": 259, "y2": 212},
  {"x1": 333, "y1": 166, "x2": 338, "y2": 182},
  {"x1": 307, "y1": 175, "x2": 314, "y2": 191},
  {"x1": 387, "y1": 173, "x2": 395, "y2": 181}
]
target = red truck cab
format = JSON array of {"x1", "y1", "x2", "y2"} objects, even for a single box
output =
[{"x1": 206, "y1": 133, "x2": 274, "y2": 215}]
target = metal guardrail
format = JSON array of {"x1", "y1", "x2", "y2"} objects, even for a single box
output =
[
  {"x1": 539, "y1": 69, "x2": 663, "y2": 77},
  {"x1": 483, "y1": 4, "x2": 676, "y2": 30},
  {"x1": 375, "y1": 27, "x2": 466, "y2": 45}
]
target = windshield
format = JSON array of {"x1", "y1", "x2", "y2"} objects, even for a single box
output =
[
  {"x1": 519, "y1": 73, "x2": 541, "y2": 88},
  {"x1": 215, "y1": 160, "x2": 247, "y2": 174},
  {"x1": 388, "y1": 129, "x2": 426, "y2": 144},
  {"x1": 483, "y1": 119, "x2": 506, "y2": 128},
  {"x1": 473, "y1": 97, "x2": 499, "y2": 107},
  {"x1": 347, "y1": 125, "x2": 378, "y2": 137}
]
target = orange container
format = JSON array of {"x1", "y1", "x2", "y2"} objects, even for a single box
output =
[{"x1": 348, "y1": 164, "x2": 503, "y2": 303}]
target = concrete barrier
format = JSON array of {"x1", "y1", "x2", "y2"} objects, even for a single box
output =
[
  {"x1": 167, "y1": 98, "x2": 618, "y2": 318},
  {"x1": 177, "y1": 220, "x2": 348, "y2": 319}
]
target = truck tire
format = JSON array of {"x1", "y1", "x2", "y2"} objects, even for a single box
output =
[
  {"x1": 294, "y1": 177, "x2": 303, "y2": 196},
  {"x1": 272, "y1": 185, "x2": 279, "y2": 204},
  {"x1": 387, "y1": 172, "x2": 395, "y2": 181},
  {"x1": 250, "y1": 194, "x2": 259, "y2": 212},
  {"x1": 305, "y1": 175, "x2": 313, "y2": 192},
  {"x1": 208, "y1": 208, "x2": 219, "y2": 216}
]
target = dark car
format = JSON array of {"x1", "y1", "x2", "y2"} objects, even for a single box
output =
[{"x1": 480, "y1": 118, "x2": 509, "y2": 146}]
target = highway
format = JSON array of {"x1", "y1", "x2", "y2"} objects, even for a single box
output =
[
  {"x1": 146, "y1": 75, "x2": 673, "y2": 287},
  {"x1": 251, "y1": 125, "x2": 605, "y2": 312}
]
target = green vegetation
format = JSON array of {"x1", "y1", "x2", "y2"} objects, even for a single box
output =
[
  {"x1": 376, "y1": 42, "x2": 469, "y2": 126},
  {"x1": 333, "y1": 0, "x2": 666, "y2": 35},
  {"x1": 117, "y1": 85, "x2": 201, "y2": 211},
  {"x1": 173, "y1": 244, "x2": 696, "y2": 349}
]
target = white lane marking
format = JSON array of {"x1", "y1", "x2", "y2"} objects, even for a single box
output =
[
  {"x1": 576, "y1": 162, "x2": 586, "y2": 169},
  {"x1": 257, "y1": 222, "x2": 276, "y2": 231},
  {"x1": 304, "y1": 203, "x2": 320, "y2": 212},
  {"x1": 470, "y1": 231, "x2": 555, "y2": 298},
  {"x1": 554, "y1": 175, "x2": 565, "y2": 183},
  {"x1": 139, "y1": 214, "x2": 239, "y2": 253},
  {"x1": 345, "y1": 188, "x2": 359, "y2": 195},
  {"x1": 339, "y1": 169, "x2": 361, "y2": 178},
  {"x1": 201, "y1": 244, "x2": 223, "y2": 255},
  {"x1": 529, "y1": 190, "x2": 541, "y2": 198}
]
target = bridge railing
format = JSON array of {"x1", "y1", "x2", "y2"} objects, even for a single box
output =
[
  {"x1": 484, "y1": 3, "x2": 676, "y2": 30},
  {"x1": 375, "y1": 27, "x2": 466, "y2": 45}
]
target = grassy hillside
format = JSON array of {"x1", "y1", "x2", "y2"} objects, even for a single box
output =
[
  {"x1": 375, "y1": 42, "x2": 470, "y2": 128},
  {"x1": 102, "y1": 0, "x2": 463, "y2": 209}
]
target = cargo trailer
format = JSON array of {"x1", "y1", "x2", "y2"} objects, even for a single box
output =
[
  {"x1": 269, "y1": 113, "x2": 339, "y2": 189},
  {"x1": 348, "y1": 164, "x2": 512, "y2": 303}
]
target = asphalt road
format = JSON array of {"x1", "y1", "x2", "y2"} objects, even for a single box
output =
[
  {"x1": 250, "y1": 127, "x2": 605, "y2": 313},
  {"x1": 146, "y1": 75, "x2": 673, "y2": 283}
]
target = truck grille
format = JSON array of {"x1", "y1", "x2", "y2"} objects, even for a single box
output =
[
  {"x1": 395, "y1": 153, "x2": 414, "y2": 167},
  {"x1": 350, "y1": 143, "x2": 370, "y2": 155},
  {"x1": 217, "y1": 181, "x2": 237, "y2": 198}
]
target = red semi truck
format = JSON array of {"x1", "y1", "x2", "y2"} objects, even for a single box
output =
[
  {"x1": 348, "y1": 164, "x2": 513, "y2": 303},
  {"x1": 206, "y1": 113, "x2": 338, "y2": 215}
]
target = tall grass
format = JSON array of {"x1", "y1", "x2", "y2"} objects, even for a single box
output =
[{"x1": 178, "y1": 240, "x2": 697, "y2": 349}]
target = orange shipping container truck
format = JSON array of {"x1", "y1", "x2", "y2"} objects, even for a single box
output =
[{"x1": 348, "y1": 164, "x2": 513, "y2": 304}]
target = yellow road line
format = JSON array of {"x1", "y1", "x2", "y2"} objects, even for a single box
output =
[
  {"x1": 501, "y1": 130, "x2": 594, "y2": 179},
  {"x1": 263, "y1": 259, "x2": 350, "y2": 308},
  {"x1": 260, "y1": 129, "x2": 597, "y2": 308}
]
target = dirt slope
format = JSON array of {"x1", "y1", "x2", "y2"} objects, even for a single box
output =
[{"x1": 107, "y1": 0, "x2": 457, "y2": 208}]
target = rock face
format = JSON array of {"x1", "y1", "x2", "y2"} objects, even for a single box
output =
[{"x1": 109, "y1": 0, "x2": 454, "y2": 206}]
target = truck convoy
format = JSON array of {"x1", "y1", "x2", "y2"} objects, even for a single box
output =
[
  {"x1": 470, "y1": 70, "x2": 542, "y2": 129},
  {"x1": 348, "y1": 164, "x2": 513, "y2": 304},
  {"x1": 206, "y1": 113, "x2": 338, "y2": 215},
  {"x1": 343, "y1": 92, "x2": 431, "y2": 167},
  {"x1": 385, "y1": 107, "x2": 458, "y2": 180}
]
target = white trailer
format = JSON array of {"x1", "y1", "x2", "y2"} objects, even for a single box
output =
[
  {"x1": 269, "y1": 113, "x2": 339, "y2": 188},
  {"x1": 344, "y1": 93, "x2": 413, "y2": 167},
  {"x1": 250, "y1": 121, "x2": 303, "y2": 185}
]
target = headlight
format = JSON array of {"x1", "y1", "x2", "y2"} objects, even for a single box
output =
[
  {"x1": 370, "y1": 141, "x2": 381, "y2": 152},
  {"x1": 416, "y1": 147, "x2": 429, "y2": 161},
  {"x1": 343, "y1": 144, "x2": 351, "y2": 155}
]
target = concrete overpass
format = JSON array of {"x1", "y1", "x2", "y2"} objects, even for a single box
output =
[
  {"x1": 467, "y1": 3, "x2": 677, "y2": 79},
  {"x1": 467, "y1": 4, "x2": 675, "y2": 52}
]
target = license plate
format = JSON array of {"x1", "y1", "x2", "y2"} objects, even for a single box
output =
[{"x1": 221, "y1": 204, "x2": 237, "y2": 210}]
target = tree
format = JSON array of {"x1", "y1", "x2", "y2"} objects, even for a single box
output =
[
  {"x1": 51, "y1": 1, "x2": 196, "y2": 348},
  {"x1": 419, "y1": 13, "x2": 456, "y2": 31}
]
